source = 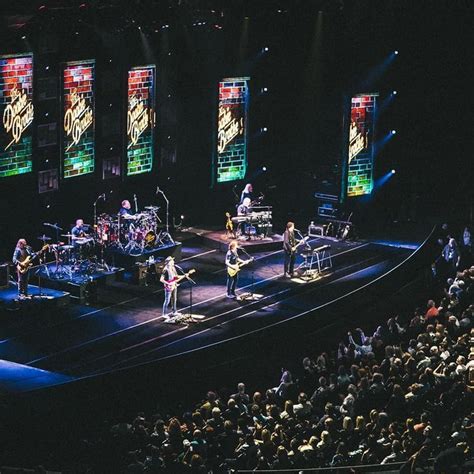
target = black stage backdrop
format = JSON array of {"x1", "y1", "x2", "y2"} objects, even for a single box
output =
[{"x1": 0, "y1": 1, "x2": 472, "y2": 260}]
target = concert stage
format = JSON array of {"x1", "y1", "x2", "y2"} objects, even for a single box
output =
[{"x1": 0, "y1": 233, "x2": 426, "y2": 394}]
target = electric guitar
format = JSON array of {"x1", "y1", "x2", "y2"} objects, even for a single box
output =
[
  {"x1": 291, "y1": 236, "x2": 309, "y2": 253},
  {"x1": 225, "y1": 212, "x2": 234, "y2": 234},
  {"x1": 16, "y1": 245, "x2": 49, "y2": 274},
  {"x1": 163, "y1": 269, "x2": 196, "y2": 291},
  {"x1": 227, "y1": 257, "x2": 254, "y2": 277}
]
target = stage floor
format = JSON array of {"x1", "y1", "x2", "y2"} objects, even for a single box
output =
[{"x1": 0, "y1": 236, "x2": 417, "y2": 393}]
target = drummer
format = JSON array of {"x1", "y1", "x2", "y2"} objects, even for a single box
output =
[
  {"x1": 119, "y1": 200, "x2": 135, "y2": 219},
  {"x1": 71, "y1": 219, "x2": 89, "y2": 240}
]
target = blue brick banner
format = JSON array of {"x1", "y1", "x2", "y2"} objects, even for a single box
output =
[
  {"x1": 216, "y1": 77, "x2": 250, "y2": 183},
  {"x1": 346, "y1": 93, "x2": 378, "y2": 197}
]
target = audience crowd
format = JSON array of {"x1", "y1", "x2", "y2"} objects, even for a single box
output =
[{"x1": 104, "y1": 227, "x2": 473, "y2": 473}]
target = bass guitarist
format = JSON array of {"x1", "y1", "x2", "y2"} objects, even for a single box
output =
[
  {"x1": 225, "y1": 240, "x2": 252, "y2": 299},
  {"x1": 283, "y1": 221, "x2": 298, "y2": 278},
  {"x1": 12, "y1": 238, "x2": 34, "y2": 298}
]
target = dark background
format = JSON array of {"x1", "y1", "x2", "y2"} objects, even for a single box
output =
[{"x1": 0, "y1": 0, "x2": 473, "y2": 261}]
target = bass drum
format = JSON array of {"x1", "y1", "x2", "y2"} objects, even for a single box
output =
[{"x1": 144, "y1": 230, "x2": 156, "y2": 248}]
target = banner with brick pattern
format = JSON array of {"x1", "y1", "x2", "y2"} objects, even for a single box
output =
[
  {"x1": 347, "y1": 93, "x2": 378, "y2": 197},
  {"x1": 0, "y1": 53, "x2": 34, "y2": 178},
  {"x1": 127, "y1": 65, "x2": 156, "y2": 176},
  {"x1": 61, "y1": 60, "x2": 95, "y2": 178},
  {"x1": 216, "y1": 77, "x2": 250, "y2": 183}
]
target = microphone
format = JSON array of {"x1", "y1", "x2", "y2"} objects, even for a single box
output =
[
  {"x1": 101, "y1": 193, "x2": 106, "y2": 200},
  {"x1": 156, "y1": 186, "x2": 161, "y2": 194}
]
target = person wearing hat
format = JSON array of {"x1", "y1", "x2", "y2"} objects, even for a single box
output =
[{"x1": 160, "y1": 256, "x2": 180, "y2": 317}]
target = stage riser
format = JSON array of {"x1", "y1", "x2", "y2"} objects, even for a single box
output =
[
  {"x1": 200, "y1": 233, "x2": 283, "y2": 253},
  {"x1": 106, "y1": 242, "x2": 182, "y2": 268},
  {"x1": 32, "y1": 267, "x2": 124, "y2": 303},
  {"x1": 0, "y1": 283, "x2": 70, "y2": 312}
]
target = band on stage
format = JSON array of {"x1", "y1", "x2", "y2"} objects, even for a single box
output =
[{"x1": 11, "y1": 183, "x2": 328, "y2": 318}]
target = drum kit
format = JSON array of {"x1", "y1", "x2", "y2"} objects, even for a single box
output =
[
  {"x1": 97, "y1": 205, "x2": 168, "y2": 255},
  {"x1": 37, "y1": 205, "x2": 171, "y2": 280}
]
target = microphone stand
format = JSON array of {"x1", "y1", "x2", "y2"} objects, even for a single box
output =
[
  {"x1": 134, "y1": 194, "x2": 138, "y2": 214},
  {"x1": 157, "y1": 188, "x2": 174, "y2": 244},
  {"x1": 237, "y1": 247, "x2": 262, "y2": 301},
  {"x1": 93, "y1": 194, "x2": 109, "y2": 271}
]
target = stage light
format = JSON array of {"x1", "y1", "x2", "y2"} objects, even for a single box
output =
[
  {"x1": 261, "y1": 87, "x2": 268, "y2": 92},
  {"x1": 262, "y1": 127, "x2": 268, "y2": 132},
  {"x1": 44, "y1": 112, "x2": 49, "y2": 117},
  {"x1": 180, "y1": 215, "x2": 185, "y2": 219},
  {"x1": 109, "y1": 103, "x2": 112, "y2": 107},
  {"x1": 391, "y1": 129, "x2": 397, "y2": 135},
  {"x1": 21, "y1": 35, "x2": 26, "y2": 40},
  {"x1": 391, "y1": 169, "x2": 396, "y2": 174},
  {"x1": 45, "y1": 66, "x2": 49, "y2": 71},
  {"x1": 394, "y1": 50, "x2": 399, "y2": 55},
  {"x1": 392, "y1": 90, "x2": 397, "y2": 95},
  {"x1": 138, "y1": 26, "x2": 141, "y2": 30},
  {"x1": 263, "y1": 46, "x2": 269, "y2": 52},
  {"x1": 262, "y1": 166, "x2": 267, "y2": 171}
]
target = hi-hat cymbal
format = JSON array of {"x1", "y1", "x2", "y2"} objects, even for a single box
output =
[
  {"x1": 37, "y1": 235, "x2": 52, "y2": 241},
  {"x1": 144, "y1": 206, "x2": 160, "y2": 211},
  {"x1": 61, "y1": 233, "x2": 74, "y2": 237}
]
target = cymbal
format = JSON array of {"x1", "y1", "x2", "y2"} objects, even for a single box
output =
[
  {"x1": 61, "y1": 233, "x2": 74, "y2": 237},
  {"x1": 44, "y1": 223, "x2": 63, "y2": 231},
  {"x1": 144, "y1": 206, "x2": 160, "y2": 211},
  {"x1": 37, "y1": 235, "x2": 52, "y2": 241}
]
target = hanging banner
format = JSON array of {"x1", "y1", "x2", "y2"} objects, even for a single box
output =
[
  {"x1": 0, "y1": 53, "x2": 34, "y2": 178},
  {"x1": 62, "y1": 59, "x2": 95, "y2": 178},
  {"x1": 216, "y1": 77, "x2": 249, "y2": 183},
  {"x1": 347, "y1": 93, "x2": 378, "y2": 197},
  {"x1": 127, "y1": 65, "x2": 156, "y2": 176}
]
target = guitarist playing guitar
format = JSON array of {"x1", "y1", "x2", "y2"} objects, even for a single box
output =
[
  {"x1": 160, "y1": 256, "x2": 196, "y2": 318},
  {"x1": 283, "y1": 221, "x2": 305, "y2": 278},
  {"x1": 225, "y1": 240, "x2": 253, "y2": 299},
  {"x1": 12, "y1": 239, "x2": 49, "y2": 298}
]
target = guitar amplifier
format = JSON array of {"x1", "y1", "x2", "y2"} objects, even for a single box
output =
[
  {"x1": 0, "y1": 263, "x2": 10, "y2": 289},
  {"x1": 132, "y1": 258, "x2": 165, "y2": 285}
]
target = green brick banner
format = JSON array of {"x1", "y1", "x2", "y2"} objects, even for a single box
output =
[
  {"x1": 216, "y1": 77, "x2": 250, "y2": 183},
  {"x1": 61, "y1": 59, "x2": 95, "y2": 178},
  {"x1": 346, "y1": 93, "x2": 378, "y2": 197},
  {"x1": 127, "y1": 65, "x2": 156, "y2": 176},
  {"x1": 0, "y1": 53, "x2": 34, "y2": 178}
]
